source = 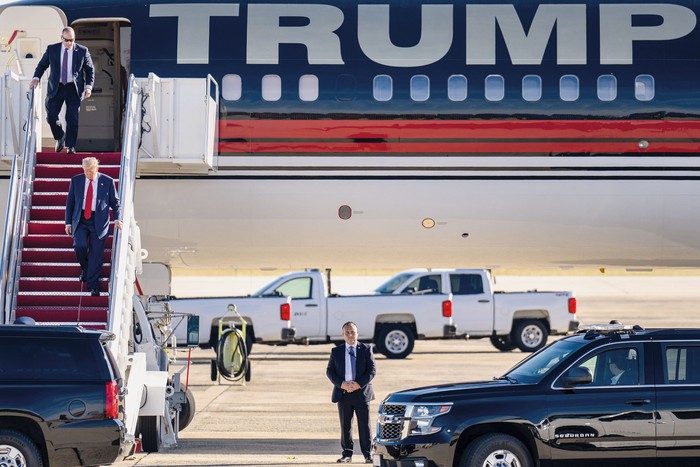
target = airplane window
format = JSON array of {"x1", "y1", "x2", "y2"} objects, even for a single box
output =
[
  {"x1": 410, "y1": 75, "x2": 430, "y2": 102},
  {"x1": 373, "y1": 75, "x2": 393, "y2": 102},
  {"x1": 336, "y1": 74, "x2": 356, "y2": 102},
  {"x1": 635, "y1": 75, "x2": 654, "y2": 101},
  {"x1": 597, "y1": 75, "x2": 617, "y2": 102},
  {"x1": 559, "y1": 75, "x2": 579, "y2": 102},
  {"x1": 522, "y1": 75, "x2": 542, "y2": 102},
  {"x1": 485, "y1": 75, "x2": 504, "y2": 102},
  {"x1": 448, "y1": 75, "x2": 467, "y2": 101},
  {"x1": 299, "y1": 75, "x2": 319, "y2": 102},
  {"x1": 222, "y1": 74, "x2": 242, "y2": 101},
  {"x1": 262, "y1": 74, "x2": 282, "y2": 102}
]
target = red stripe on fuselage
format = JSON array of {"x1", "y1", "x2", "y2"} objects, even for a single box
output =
[{"x1": 217, "y1": 119, "x2": 700, "y2": 154}]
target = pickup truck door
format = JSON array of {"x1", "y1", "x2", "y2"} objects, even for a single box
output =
[
  {"x1": 655, "y1": 341, "x2": 700, "y2": 462},
  {"x1": 272, "y1": 276, "x2": 322, "y2": 338},
  {"x1": 448, "y1": 273, "x2": 493, "y2": 334},
  {"x1": 548, "y1": 344, "x2": 656, "y2": 467}
]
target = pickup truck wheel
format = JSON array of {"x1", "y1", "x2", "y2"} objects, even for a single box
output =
[
  {"x1": 245, "y1": 359, "x2": 252, "y2": 382},
  {"x1": 460, "y1": 433, "x2": 532, "y2": 467},
  {"x1": 244, "y1": 331, "x2": 254, "y2": 355},
  {"x1": 0, "y1": 430, "x2": 43, "y2": 467},
  {"x1": 377, "y1": 324, "x2": 414, "y2": 359},
  {"x1": 137, "y1": 416, "x2": 162, "y2": 452},
  {"x1": 512, "y1": 320, "x2": 548, "y2": 352},
  {"x1": 210, "y1": 359, "x2": 218, "y2": 381},
  {"x1": 490, "y1": 335, "x2": 517, "y2": 352}
]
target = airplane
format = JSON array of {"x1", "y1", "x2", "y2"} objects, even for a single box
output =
[{"x1": 0, "y1": 0, "x2": 699, "y2": 275}]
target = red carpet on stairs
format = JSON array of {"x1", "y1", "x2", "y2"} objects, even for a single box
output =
[{"x1": 14, "y1": 151, "x2": 121, "y2": 330}]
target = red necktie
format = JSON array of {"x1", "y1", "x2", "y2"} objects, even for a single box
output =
[
  {"x1": 84, "y1": 179, "x2": 93, "y2": 220},
  {"x1": 62, "y1": 48, "x2": 68, "y2": 84}
]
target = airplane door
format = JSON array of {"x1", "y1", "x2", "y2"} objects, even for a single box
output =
[
  {"x1": 449, "y1": 273, "x2": 493, "y2": 333},
  {"x1": 73, "y1": 20, "x2": 130, "y2": 152},
  {"x1": 0, "y1": 6, "x2": 66, "y2": 152}
]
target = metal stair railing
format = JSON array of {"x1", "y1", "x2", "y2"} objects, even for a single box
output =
[
  {"x1": 0, "y1": 80, "x2": 39, "y2": 324},
  {"x1": 107, "y1": 74, "x2": 143, "y2": 372}
]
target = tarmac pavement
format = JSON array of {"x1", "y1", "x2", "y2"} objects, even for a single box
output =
[{"x1": 113, "y1": 276, "x2": 700, "y2": 466}]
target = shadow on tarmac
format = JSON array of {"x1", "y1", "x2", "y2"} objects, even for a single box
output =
[{"x1": 168, "y1": 438, "x2": 337, "y2": 455}]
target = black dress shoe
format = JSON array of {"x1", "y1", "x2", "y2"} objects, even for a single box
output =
[
  {"x1": 365, "y1": 458, "x2": 373, "y2": 464},
  {"x1": 79, "y1": 270, "x2": 87, "y2": 282},
  {"x1": 336, "y1": 456, "x2": 351, "y2": 463},
  {"x1": 55, "y1": 135, "x2": 65, "y2": 152},
  {"x1": 67, "y1": 147, "x2": 76, "y2": 154},
  {"x1": 90, "y1": 289, "x2": 100, "y2": 297}
]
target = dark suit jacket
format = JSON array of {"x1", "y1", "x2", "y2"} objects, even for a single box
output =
[
  {"x1": 33, "y1": 42, "x2": 94, "y2": 99},
  {"x1": 65, "y1": 173, "x2": 121, "y2": 239},
  {"x1": 613, "y1": 370, "x2": 636, "y2": 385},
  {"x1": 326, "y1": 342, "x2": 376, "y2": 403}
]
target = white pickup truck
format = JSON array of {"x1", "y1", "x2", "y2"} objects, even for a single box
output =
[
  {"x1": 270, "y1": 268, "x2": 577, "y2": 358},
  {"x1": 165, "y1": 269, "x2": 578, "y2": 359},
  {"x1": 159, "y1": 294, "x2": 295, "y2": 352}
]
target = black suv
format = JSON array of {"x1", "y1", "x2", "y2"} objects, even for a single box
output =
[
  {"x1": 0, "y1": 325, "x2": 129, "y2": 466},
  {"x1": 373, "y1": 324, "x2": 700, "y2": 467}
]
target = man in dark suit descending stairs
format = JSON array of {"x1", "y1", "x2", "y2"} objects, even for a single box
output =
[{"x1": 65, "y1": 157, "x2": 122, "y2": 296}]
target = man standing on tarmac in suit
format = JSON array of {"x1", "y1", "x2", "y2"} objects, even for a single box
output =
[
  {"x1": 65, "y1": 157, "x2": 122, "y2": 296},
  {"x1": 29, "y1": 26, "x2": 94, "y2": 154},
  {"x1": 326, "y1": 321, "x2": 376, "y2": 464}
]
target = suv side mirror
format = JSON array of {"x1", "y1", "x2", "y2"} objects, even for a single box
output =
[
  {"x1": 186, "y1": 315, "x2": 200, "y2": 347},
  {"x1": 560, "y1": 366, "x2": 592, "y2": 388}
]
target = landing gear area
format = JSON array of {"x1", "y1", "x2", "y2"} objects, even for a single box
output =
[{"x1": 133, "y1": 297, "x2": 201, "y2": 452}]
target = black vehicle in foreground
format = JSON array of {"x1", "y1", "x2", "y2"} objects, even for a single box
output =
[
  {"x1": 373, "y1": 324, "x2": 700, "y2": 467},
  {"x1": 0, "y1": 325, "x2": 130, "y2": 466}
]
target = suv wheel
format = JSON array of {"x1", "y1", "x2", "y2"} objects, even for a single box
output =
[
  {"x1": 376, "y1": 324, "x2": 415, "y2": 359},
  {"x1": 512, "y1": 320, "x2": 548, "y2": 352},
  {"x1": 460, "y1": 433, "x2": 532, "y2": 467},
  {"x1": 0, "y1": 430, "x2": 43, "y2": 467}
]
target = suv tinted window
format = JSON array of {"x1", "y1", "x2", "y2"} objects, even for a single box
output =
[
  {"x1": 0, "y1": 337, "x2": 104, "y2": 381},
  {"x1": 576, "y1": 346, "x2": 640, "y2": 386},
  {"x1": 663, "y1": 344, "x2": 700, "y2": 384},
  {"x1": 508, "y1": 338, "x2": 582, "y2": 383}
]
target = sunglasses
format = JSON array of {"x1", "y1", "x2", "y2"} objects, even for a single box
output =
[{"x1": 62, "y1": 37, "x2": 74, "y2": 42}]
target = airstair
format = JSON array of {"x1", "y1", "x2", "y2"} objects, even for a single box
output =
[
  {"x1": 14, "y1": 150, "x2": 120, "y2": 328},
  {"x1": 0, "y1": 73, "x2": 187, "y2": 454}
]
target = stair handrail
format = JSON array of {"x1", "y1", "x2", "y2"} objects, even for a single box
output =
[
  {"x1": 107, "y1": 74, "x2": 142, "y2": 369},
  {"x1": 0, "y1": 81, "x2": 39, "y2": 323},
  {"x1": 204, "y1": 74, "x2": 219, "y2": 165}
]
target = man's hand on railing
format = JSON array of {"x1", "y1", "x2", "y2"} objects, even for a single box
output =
[
  {"x1": 114, "y1": 220, "x2": 123, "y2": 230},
  {"x1": 29, "y1": 78, "x2": 40, "y2": 90}
]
